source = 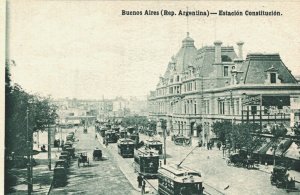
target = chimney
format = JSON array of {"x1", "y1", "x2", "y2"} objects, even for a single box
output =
[
  {"x1": 214, "y1": 41, "x2": 222, "y2": 64},
  {"x1": 237, "y1": 41, "x2": 244, "y2": 59}
]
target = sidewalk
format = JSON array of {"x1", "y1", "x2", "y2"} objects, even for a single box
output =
[{"x1": 7, "y1": 146, "x2": 61, "y2": 194}]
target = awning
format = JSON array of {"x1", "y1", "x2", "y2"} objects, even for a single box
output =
[
  {"x1": 274, "y1": 139, "x2": 293, "y2": 156},
  {"x1": 266, "y1": 139, "x2": 281, "y2": 156},
  {"x1": 284, "y1": 142, "x2": 300, "y2": 160},
  {"x1": 252, "y1": 138, "x2": 273, "y2": 155},
  {"x1": 265, "y1": 139, "x2": 292, "y2": 156}
]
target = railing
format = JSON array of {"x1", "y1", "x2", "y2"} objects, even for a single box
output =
[{"x1": 148, "y1": 112, "x2": 290, "y2": 121}]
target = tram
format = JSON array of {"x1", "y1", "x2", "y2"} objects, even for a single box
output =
[
  {"x1": 99, "y1": 127, "x2": 107, "y2": 137},
  {"x1": 126, "y1": 126, "x2": 137, "y2": 134},
  {"x1": 146, "y1": 138, "x2": 163, "y2": 155},
  {"x1": 158, "y1": 164, "x2": 204, "y2": 195},
  {"x1": 105, "y1": 130, "x2": 118, "y2": 143},
  {"x1": 129, "y1": 133, "x2": 140, "y2": 148},
  {"x1": 133, "y1": 147, "x2": 159, "y2": 178},
  {"x1": 112, "y1": 126, "x2": 120, "y2": 133},
  {"x1": 118, "y1": 129, "x2": 127, "y2": 139},
  {"x1": 117, "y1": 138, "x2": 135, "y2": 158}
]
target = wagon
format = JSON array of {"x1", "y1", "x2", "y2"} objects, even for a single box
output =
[
  {"x1": 59, "y1": 154, "x2": 70, "y2": 165},
  {"x1": 78, "y1": 151, "x2": 89, "y2": 167},
  {"x1": 173, "y1": 136, "x2": 191, "y2": 146},
  {"x1": 65, "y1": 147, "x2": 75, "y2": 158},
  {"x1": 83, "y1": 128, "x2": 88, "y2": 134},
  {"x1": 55, "y1": 159, "x2": 68, "y2": 169},
  {"x1": 93, "y1": 149, "x2": 102, "y2": 161},
  {"x1": 53, "y1": 167, "x2": 67, "y2": 187},
  {"x1": 226, "y1": 153, "x2": 255, "y2": 169},
  {"x1": 270, "y1": 166, "x2": 295, "y2": 189}
]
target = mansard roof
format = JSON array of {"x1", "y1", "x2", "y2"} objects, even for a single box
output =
[
  {"x1": 239, "y1": 53, "x2": 297, "y2": 84},
  {"x1": 173, "y1": 32, "x2": 197, "y2": 73}
]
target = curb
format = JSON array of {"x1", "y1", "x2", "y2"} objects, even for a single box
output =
[{"x1": 47, "y1": 179, "x2": 53, "y2": 195}]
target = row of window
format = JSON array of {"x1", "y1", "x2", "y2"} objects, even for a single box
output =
[{"x1": 183, "y1": 81, "x2": 197, "y2": 92}]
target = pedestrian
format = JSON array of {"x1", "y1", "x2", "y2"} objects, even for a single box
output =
[
  {"x1": 105, "y1": 138, "x2": 109, "y2": 147},
  {"x1": 217, "y1": 142, "x2": 221, "y2": 150},
  {"x1": 222, "y1": 144, "x2": 226, "y2": 158},
  {"x1": 137, "y1": 174, "x2": 142, "y2": 188},
  {"x1": 141, "y1": 178, "x2": 146, "y2": 195},
  {"x1": 95, "y1": 134, "x2": 97, "y2": 139}
]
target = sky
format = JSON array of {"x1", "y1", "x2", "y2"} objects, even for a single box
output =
[{"x1": 7, "y1": 1, "x2": 300, "y2": 100}]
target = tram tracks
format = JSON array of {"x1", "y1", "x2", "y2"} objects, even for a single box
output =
[{"x1": 203, "y1": 182, "x2": 225, "y2": 195}]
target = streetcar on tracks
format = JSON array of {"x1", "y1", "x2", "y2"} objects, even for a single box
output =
[
  {"x1": 118, "y1": 129, "x2": 127, "y2": 139},
  {"x1": 99, "y1": 127, "x2": 107, "y2": 137},
  {"x1": 105, "y1": 130, "x2": 118, "y2": 143},
  {"x1": 126, "y1": 126, "x2": 140, "y2": 147},
  {"x1": 117, "y1": 138, "x2": 135, "y2": 158},
  {"x1": 145, "y1": 138, "x2": 163, "y2": 155},
  {"x1": 112, "y1": 126, "x2": 120, "y2": 133},
  {"x1": 158, "y1": 164, "x2": 204, "y2": 195},
  {"x1": 129, "y1": 133, "x2": 140, "y2": 148},
  {"x1": 133, "y1": 147, "x2": 159, "y2": 178}
]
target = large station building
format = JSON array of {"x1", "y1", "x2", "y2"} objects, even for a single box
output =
[{"x1": 148, "y1": 32, "x2": 300, "y2": 143}]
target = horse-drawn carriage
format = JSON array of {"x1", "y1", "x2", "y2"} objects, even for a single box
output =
[
  {"x1": 83, "y1": 128, "x2": 88, "y2": 134},
  {"x1": 93, "y1": 148, "x2": 102, "y2": 161},
  {"x1": 270, "y1": 166, "x2": 295, "y2": 189},
  {"x1": 78, "y1": 151, "x2": 89, "y2": 167},
  {"x1": 226, "y1": 151, "x2": 256, "y2": 169},
  {"x1": 53, "y1": 166, "x2": 67, "y2": 187},
  {"x1": 173, "y1": 135, "x2": 192, "y2": 146}
]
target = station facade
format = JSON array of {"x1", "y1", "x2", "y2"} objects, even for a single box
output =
[{"x1": 148, "y1": 32, "x2": 300, "y2": 143}]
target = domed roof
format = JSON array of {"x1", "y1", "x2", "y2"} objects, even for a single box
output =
[
  {"x1": 175, "y1": 32, "x2": 197, "y2": 73},
  {"x1": 182, "y1": 32, "x2": 195, "y2": 47},
  {"x1": 161, "y1": 33, "x2": 197, "y2": 79}
]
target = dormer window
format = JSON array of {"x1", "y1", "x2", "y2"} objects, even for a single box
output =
[
  {"x1": 176, "y1": 75, "x2": 180, "y2": 82},
  {"x1": 270, "y1": 73, "x2": 276, "y2": 83},
  {"x1": 265, "y1": 65, "x2": 279, "y2": 84}
]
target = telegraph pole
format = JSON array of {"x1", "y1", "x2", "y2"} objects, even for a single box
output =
[
  {"x1": 26, "y1": 108, "x2": 32, "y2": 195},
  {"x1": 230, "y1": 90, "x2": 234, "y2": 154},
  {"x1": 163, "y1": 122, "x2": 167, "y2": 165},
  {"x1": 48, "y1": 124, "x2": 51, "y2": 170},
  {"x1": 201, "y1": 75, "x2": 205, "y2": 146}
]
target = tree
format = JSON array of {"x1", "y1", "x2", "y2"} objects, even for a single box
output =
[
  {"x1": 212, "y1": 120, "x2": 263, "y2": 153},
  {"x1": 271, "y1": 123, "x2": 287, "y2": 137},
  {"x1": 5, "y1": 60, "x2": 58, "y2": 156},
  {"x1": 211, "y1": 120, "x2": 232, "y2": 144},
  {"x1": 121, "y1": 115, "x2": 148, "y2": 127}
]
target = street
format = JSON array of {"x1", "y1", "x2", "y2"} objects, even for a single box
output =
[
  {"x1": 49, "y1": 127, "x2": 300, "y2": 195},
  {"x1": 138, "y1": 133, "x2": 300, "y2": 195},
  {"x1": 50, "y1": 126, "x2": 139, "y2": 195}
]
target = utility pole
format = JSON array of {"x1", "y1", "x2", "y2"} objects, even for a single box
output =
[
  {"x1": 201, "y1": 75, "x2": 205, "y2": 146},
  {"x1": 163, "y1": 120, "x2": 167, "y2": 165},
  {"x1": 48, "y1": 124, "x2": 51, "y2": 170},
  {"x1": 26, "y1": 108, "x2": 32, "y2": 195},
  {"x1": 230, "y1": 90, "x2": 234, "y2": 154}
]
